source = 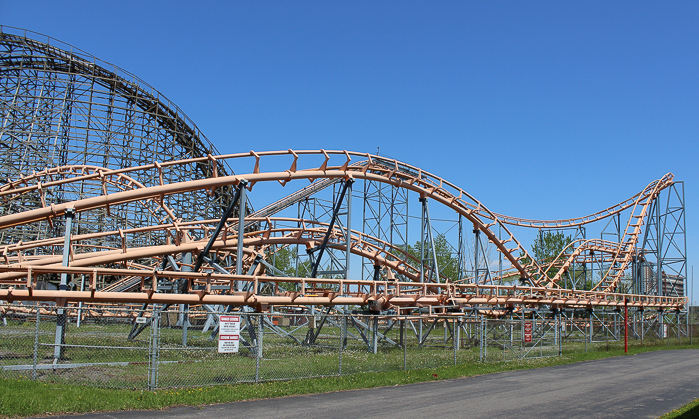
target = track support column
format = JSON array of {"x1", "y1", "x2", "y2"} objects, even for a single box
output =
[
  {"x1": 311, "y1": 179, "x2": 354, "y2": 278},
  {"x1": 624, "y1": 298, "x2": 629, "y2": 354},
  {"x1": 148, "y1": 309, "x2": 160, "y2": 390},
  {"x1": 53, "y1": 207, "x2": 75, "y2": 362},
  {"x1": 236, "y1": 182, "x2": 248, "y2": 278}
]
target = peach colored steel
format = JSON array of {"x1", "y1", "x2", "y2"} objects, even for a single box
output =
[
  {"x1": 1, "y1": 151, "x2": 672, "y2": 229},
  {"x1": 489, "y1": 173, "x2": 674, "y2": 228},
  {"x1": 0, "y1": 265, "x2": 686, "y2": 310},
  {"x1": 532, "y1": 174, "x2": 669, "y2": 292},
  {"x1": 0, "y1": 150, "x2": 548, "y2": 285},
  {"x1": 592, "y1": 175, "x2": 667, "y2": 292},
  {"x1": 0, "y1": 218, "x2": 451, "y2": 285},
  {"x1": 0, "y1": 150, "x2": 680, "y2": 302},
  {"x1": 0, "y1": 164, "x2": 179, "y2": 223},
  {"x1": 544, "y1": 239, "x2": 624, "y2": 282}
]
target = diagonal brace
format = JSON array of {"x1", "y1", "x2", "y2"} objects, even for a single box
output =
[
  {"x1": 311, "y1": 179, "x2": 354, "y2": 278},
  {"x1": 192, "y1": 180, "x2": 246, "y2": 273}
]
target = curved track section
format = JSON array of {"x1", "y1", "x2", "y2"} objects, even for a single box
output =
[
  {"x1": 490, "y1": 173, "x2": 674, "y2": 229},
  {"x1": 0, "y1": 217, "x2": 450, "y2": 285},
  {"x1": 0, "y1": 150, "x2": 548, "y2": 285},
  {"x1": 0, "y1": 150, "x2": 687, "y2": 310}
]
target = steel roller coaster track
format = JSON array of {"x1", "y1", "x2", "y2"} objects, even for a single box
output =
[{"x1": 0, "y1": 150, "x2": 686, "y2": 311}]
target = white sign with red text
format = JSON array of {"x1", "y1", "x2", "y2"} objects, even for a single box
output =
[{"x1": 218, "y1": 315, "x2": 241, "y2": 353}]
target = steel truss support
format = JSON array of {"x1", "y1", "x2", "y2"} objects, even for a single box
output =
[
  {"x1": 128, "y1": 257, "x2": 181, "y2": 341},
  {"x1": 176, "y1": 181, "x2": 246, "y2": 347},
  {"x1": 473, "y1": 226, "x2": 493, "y2": 285},
  {"x1": 556, "y1": 306, "x2": 691, "y2": 350},
  {"x1": 304, "y1": 305, "x2": 332, "y2": 345},
  {"x1": 457, "y1": 215, "x2": 470, "y2": 281},
  {"x1": 128, "y1": 181, "x2": 248, "y2": 343},
  {"x1": 588, "y1": 310, "x2": 620, "y2": 343},
  {"x1": 419, "y1": 197, "x2": 441, "y2": 282},
  {"x1": 639, "y1": 182, "x2": 686, "y2": 298},
  {"x1": 203, "y1": 258, "x2": 264, "y2": 339},
  {"x1": 661, "y1": 310, "x2": 687, "y2": 341},
  {"x1": 600, "y1": 213, "x2": 622, "y2": 249},
  {"x1": 560, "y1": 309, "x2": 591, "y2": 340},
  {"x1": 417, "y1": 318, "x2": 440, "y2": 346},
  {"x1": 600, "y1": 215, "x2": 622, "y2": 294},
  {"x1": 362, "y1": 175, "x2": 409, "y2": 281},
  {"x1": 53, "y1": 207, "x2": 74, "y2": 361},
  {"x1": 192, "y1": 181, "x2": 247, "y2": 273},
  {"x1": 310, "y1": 179, "x2": 353, "y2": 278},
  {"x1": 569, "y1": 226, "x2": 587, "y2": 291},
  {"x1": 295, "y1": 180, "x2": 353, "y2": 283}
]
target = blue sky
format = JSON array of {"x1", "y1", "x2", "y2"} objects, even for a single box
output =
[{"x1": 3, "y1": 1, "x2": 698, "y2": 301}]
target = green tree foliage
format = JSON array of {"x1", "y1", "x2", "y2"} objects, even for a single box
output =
[
  {"x1": 616, "y1": 272, "x2": 633, "y2": 293},
  {"x1": 266, "y1": 245, "x2": 340, "y2": 290},
  {"x1": 266, "y1": 245, "x2": 306, "y2": 291},
  {"x1": 406, "y1": 233, "x2": 459, "y2": 282},
  {"x1": 532, "y1": 231, "x2": 573, "y2": 262},
  {"x1": 268, "y1": 246, "x2": 316, "y2": 277},
  {"x1": 268, "y1": 245, "x2": 297, "y2": 276},
  {"x1": 521, "y1": 231, "x2": 573, "y2": 279}
]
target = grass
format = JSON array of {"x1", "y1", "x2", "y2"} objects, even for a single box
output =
[
  {"x1": 660, "y1": 398, "x2": 699, "y2": 419},
  {"x1": 1, "y1": 343, "x2": 697, "y2": 418},
  {"x1": 1, "y1": 315, "x2": 696, "y2": 417}
]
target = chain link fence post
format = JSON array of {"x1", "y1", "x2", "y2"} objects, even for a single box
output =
[
  {"x1": 338, "y1": 314, "x2": 344, "y2": 375},
  {"x1": 32, "y1": 305, "x2": 40, "y2": 381},
  {"x1": 479, "y1": 315, "x2": 484, "y2": 362},
  {"x1": 148, "y1": 308, "x2": 160, "y2": 391},
  {"x1": 402, "y1": 318, "x2": 407, "y2": 371},
  {"x1": 255, "y1": 314, "x2": 263, "y2": 384},
  {"x1": 557, "y1": 311, "x2": 562, "y2": 356},
  {"x1": 453, "y1": 317, "x2": 457, "y2": 366},
  {"x1": 584, "y1": 312, "x2": 588, "y2": 353}
]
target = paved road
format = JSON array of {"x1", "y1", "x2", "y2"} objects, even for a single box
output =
[{"x1": 48, "y1": 349, "x2": 699, "y2": 419}]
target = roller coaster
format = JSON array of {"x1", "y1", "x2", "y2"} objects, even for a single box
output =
[{"x1": 0, "y1": 26, "x2": 688, "y2": 339}]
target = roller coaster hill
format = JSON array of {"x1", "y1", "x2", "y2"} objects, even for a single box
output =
[{"x1": 0, "y1": 26, "x2": 689, "y2": 346}]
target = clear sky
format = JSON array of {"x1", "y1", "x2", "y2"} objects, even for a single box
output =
[{"x1": 3, "y1": 1, "x2": 698, "y2": 302}]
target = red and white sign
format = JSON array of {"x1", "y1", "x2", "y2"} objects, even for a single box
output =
[
  {"x1": 524, "y1": 322, "x2": 533, "y2": 343},
  {"x1": 218, "y1": 315, "x2": 241, "y2": 353}
]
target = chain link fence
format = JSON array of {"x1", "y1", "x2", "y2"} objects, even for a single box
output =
[{"x1": 1, "y1": 303, "x2": 696, "y2": 389}]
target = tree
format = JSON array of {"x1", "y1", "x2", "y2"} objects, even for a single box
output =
[
  {"x1": 269, "y1": 245, "x2": 295, "y2": 276},
  {"x1": 266, "y1": 245, "x2": 341, "y2": 291},
  {"x1": 406, "y1": 233, "x2": 459, "y2": 282},
  {"x1": 266, "y1": 245, "x2": 306, "y2": 291},
  {"x1": 520, "y1": 231, "x2": 573, "y2": 280}
]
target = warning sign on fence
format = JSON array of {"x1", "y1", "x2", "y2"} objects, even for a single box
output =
[
  {"x1": 524, "y1": 322, "x2": 532, "y2": 343},
  {"x1": 218, "y1": 315, "x2": 241, "y2": 353},
  {"x1": 218, "y1": 334, "x2": 240, "y2": 353}
]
